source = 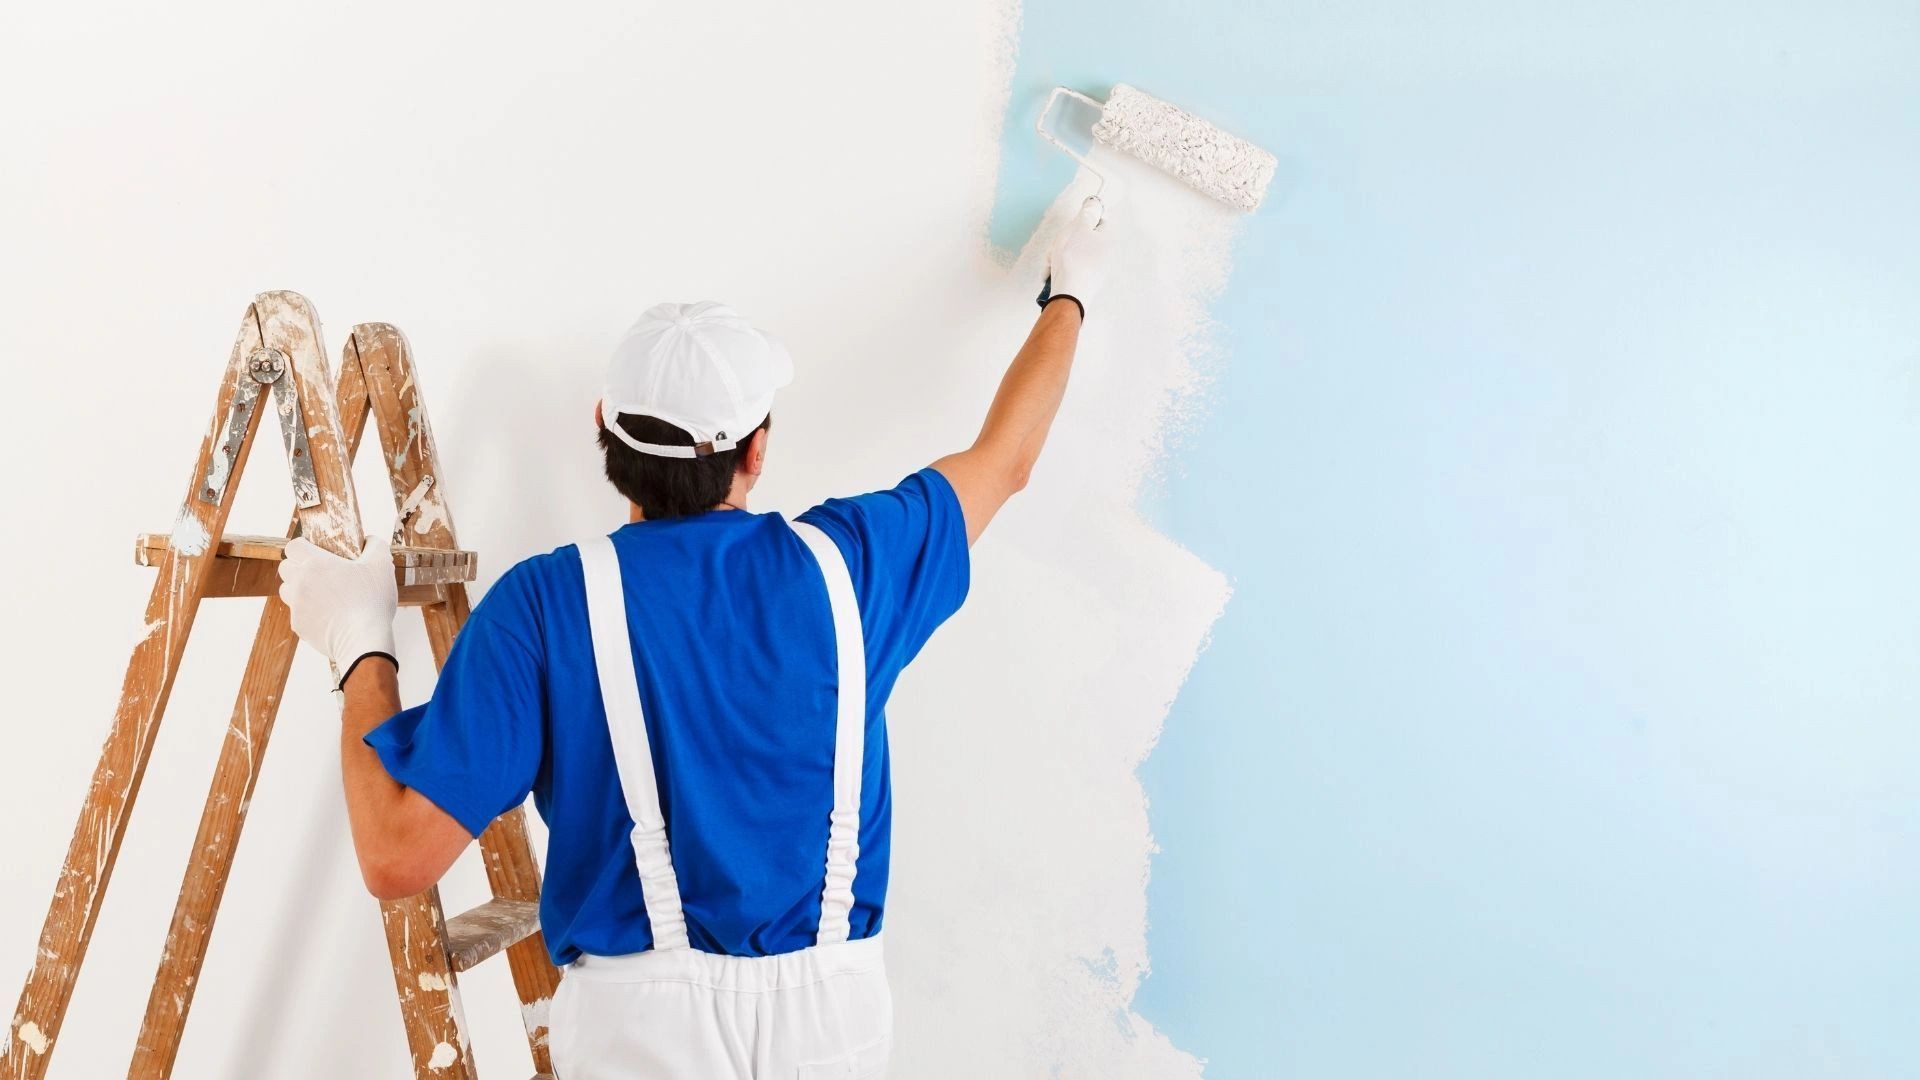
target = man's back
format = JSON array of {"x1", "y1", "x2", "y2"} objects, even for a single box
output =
[
  {"x1": 281, "y1": 216, "x2": 1108, "y2": 1075},
  {"x1": 365, "y1": 468, "x2": 969, "y2": 961}
]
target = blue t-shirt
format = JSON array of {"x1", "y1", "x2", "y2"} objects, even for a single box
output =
[{"x1": 365, "y1": 467, "x2": 969, "y2": 962}]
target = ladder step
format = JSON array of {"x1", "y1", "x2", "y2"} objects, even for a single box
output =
[
  {"x1": 444, "y1": 898, "x2": 541, "y2": 973},
  {"x1": 133, "y1": 532, "x2": 477, "y2": 604}
]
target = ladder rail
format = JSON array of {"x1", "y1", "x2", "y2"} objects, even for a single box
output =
[
  {"x1": 128, "y1": 309, "x2": 383, "y2": 1077},
  {"x1": 346, "y1": 324, "x2": 561, "y2": 1078},
  {"x1": 6, "y1": 295, "x2": 354, "y2": 1079},
  {"x1": 8, "y1": 296, "x2": 554, "y2": 1080}
]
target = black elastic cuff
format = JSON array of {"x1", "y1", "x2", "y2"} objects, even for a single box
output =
[
  {"x1": 1043, "y1": 294, "x2": 1086, "y2": 321},
  {"x1": 338, "y1": 651, "x2": 399, "y2": 690}
]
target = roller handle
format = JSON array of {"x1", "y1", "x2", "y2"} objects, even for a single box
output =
[{"x1": 1037, "y1": 195, "x2": 1105, "y2": 308}]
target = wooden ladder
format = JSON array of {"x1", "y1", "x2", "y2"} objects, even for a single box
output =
[{"x1": 5, "y1": 292, "x2": 561, "y2": 1079}]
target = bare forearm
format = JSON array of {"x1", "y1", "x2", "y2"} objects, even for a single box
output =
[
  {"x1": 280, "y1": 534, "x2": 470, "y2": 899},
  {"x1": 978, "y1": 300, "x2": 1083, "y2": 479},
  {"x1": 935, "y1": 300, "x2": 1084, "y2": 542},
  {"x1": 335, "y1": 660, "x2": 472, "y2": 898},
  {"x1": 338, "y1": 661, "x2": 411, "y2": 878}
]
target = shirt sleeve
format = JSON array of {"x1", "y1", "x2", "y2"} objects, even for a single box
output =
[
  {"x1": 797, "y1": 466, "x2": 972, "y2": 674},
  {"x1": 363, "y1": 561, "x2": 547, "y2": 838}
]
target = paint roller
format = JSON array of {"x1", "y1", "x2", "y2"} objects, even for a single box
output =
[{"x1": 1035, "y1": 83, "x2": 1277, "y2": 304}]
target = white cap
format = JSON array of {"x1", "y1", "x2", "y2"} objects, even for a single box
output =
[{"x1": 602, "y1": 301, "x2": 794, "y2": 458}]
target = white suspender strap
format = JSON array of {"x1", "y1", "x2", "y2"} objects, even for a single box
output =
[
  {"x1": 788, "y1": 519, "x2": 867, "y2": 946},
  {"x1": 578, "y1": 535, "x2": 691, "y2": 951}
]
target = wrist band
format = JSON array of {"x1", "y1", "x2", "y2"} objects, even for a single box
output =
[
  {"x1": 1043, "y1": 294, "x2": 1086, "y2": 321},
  {"x1": 338, "y1": 651, "x2": 399, "y2": 691}
]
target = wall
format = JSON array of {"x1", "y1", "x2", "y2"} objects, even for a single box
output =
[
  {"x1": 0, "y1": 1, "x2": 1219, "y2": 1076},
  {"x1": 3, "y1": 1, "x2": 1916, "y2": 1079},
  {"x1": 993, "y1": 1, "x2": 1920, "y2": 1078}
]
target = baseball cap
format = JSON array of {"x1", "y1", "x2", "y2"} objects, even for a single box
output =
[{"x1": 601, "y1": 301, "x2": 794, "y2": 458}]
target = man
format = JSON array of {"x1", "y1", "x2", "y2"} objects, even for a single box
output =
[{"x1": 277, "y1": 203, "x2": 1111, "y2": 1078}]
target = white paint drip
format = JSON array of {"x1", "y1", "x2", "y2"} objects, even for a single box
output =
[
  {"x1": 417, "y1": 971, "x2": 449, "y2": 992},
  {"x1": 204, "y1": 443, "x2": 232, "y2": 498},
  {"x1": 522, "y1": 996, "x2": 551, "y2": 1046},
  {"x1": 393, "y1": 404, "x2": 424, "y2": 469},
  {"x1": 234, "y1": 699, "x2": 257, "y2": 785},
  {"x1": 451, "y1": 996, "x2": 471, "y2": 1057},
  {"x1": 410, "y1": 485, "x2": 450, "y2": 537},
  {"x1": 167, "y1": 507, "x2": 211, "y2": 557},
  {"x1": 395, "y1": 476, "x2": 433, "y2": 526},
  {"x1": 426, "y1": 1041, "x2": 457, "y2": 1069},
  {"x1": 17, "y1": 1021, "x2": 48, "y2": 1055}
]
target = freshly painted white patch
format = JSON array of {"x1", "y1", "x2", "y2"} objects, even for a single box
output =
[
  {"x1": 426, "y1": 1041, "x2": 457, "y2": 1069},
  {"x1": 167, "y1": 507, "x2": 210, "y2": 557},
  {"x1": 881, "y1": 165, "x2": 1238, "y2": 1078},
  {"x1": 17, "y1": 1020, "x2": 48, "y2": 1055}
]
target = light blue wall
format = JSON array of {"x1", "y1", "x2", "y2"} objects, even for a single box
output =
[{"x1": 992, "y1": 4, "x2": 1920, "y2": 1077}]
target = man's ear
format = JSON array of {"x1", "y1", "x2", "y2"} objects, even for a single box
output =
[
  {"x1": 742, "y1": 426, "x2": 770, "y2": 476},
  {"x1": 593, "y1": 399, "x2": 605, "y2": 430}
]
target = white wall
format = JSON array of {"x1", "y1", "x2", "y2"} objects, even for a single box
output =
[{"x1": 0, "y1": 3, "x2": 1225, "y2": 1076}]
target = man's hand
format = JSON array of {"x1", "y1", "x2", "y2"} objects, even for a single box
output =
[
  {"x1": 1044, "y1": 197, "x2": 1113, "y2": 318},
  {"x1": 280, "y1": 538, "x2": 470, "y2": 898},
  {"x1": 278, "y1": 536, "x2": 399, "y2": 683}
]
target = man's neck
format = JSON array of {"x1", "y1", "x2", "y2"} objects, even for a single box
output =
[{"x1": 626, "y1": 491, "x2": 752, "y2": 523}]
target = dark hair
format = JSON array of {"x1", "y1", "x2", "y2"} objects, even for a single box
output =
[{"x1": 598, "y1": 412, "x2": 771, "y2": 520}]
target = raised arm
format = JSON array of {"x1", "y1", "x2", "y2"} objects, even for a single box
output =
[{"x1": 934, "y1": 201, "x2": 1112, "y2": 545}]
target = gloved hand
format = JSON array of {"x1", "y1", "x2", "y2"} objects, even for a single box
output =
[
  {"x1": 1040, "y1": 196, "x2": 1112, "y2": 319},
  {"x1": 278, "y1": 535, "x2": 399, "y2": 685}
]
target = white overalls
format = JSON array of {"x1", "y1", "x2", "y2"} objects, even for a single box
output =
[{"x1": 550, "y1": 522, "x2": 892, "y2": 1080}]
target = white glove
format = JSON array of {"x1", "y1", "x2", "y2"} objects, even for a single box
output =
[
  {"x1": 278, "y1": 536, "x2": 399, "y2": 682},
  {"x1": 1045, "y1": 196, "x2": 1113, "y2": 317}
]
